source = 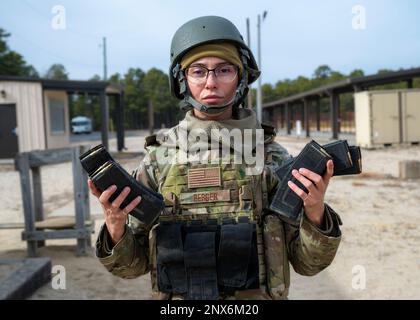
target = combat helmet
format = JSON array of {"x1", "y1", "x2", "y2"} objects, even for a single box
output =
[{"x1": 169, "y1": 16, "x2": 260, "y2": 114}]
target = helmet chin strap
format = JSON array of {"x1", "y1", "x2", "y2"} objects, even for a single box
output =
[{"x1": 182, "y1": 94, "x2": 236, "y2": 114}]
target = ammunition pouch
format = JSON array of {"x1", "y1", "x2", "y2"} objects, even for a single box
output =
[
  {"x1": 156, "y1": 223, "x2": 187, "y2": 294},
  {"x1": 156, "y1": 219, "x2": 259, "y2": 300}
]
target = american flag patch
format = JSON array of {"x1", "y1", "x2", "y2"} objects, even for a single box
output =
[{"x1": 188, "y1": 167, "x2": 221, "y2": 189}]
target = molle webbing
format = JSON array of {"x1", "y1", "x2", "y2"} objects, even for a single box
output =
[{"x1": 161, "y1": 162, "x2": 259, "y2": 222}]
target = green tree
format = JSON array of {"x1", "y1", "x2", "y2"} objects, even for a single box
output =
[
  {"x1": 143, "y1": 68, "x2": 180, "y2": 128},
  {"x1": 262, "y1": 83, "x2": 279, "y2": 103},
  {"x1": 123, "y1": 68, "x2": 147, "y2": 129},
  {"x1": 0, "y1": 28, "x2": 7, "y2": 53},
  {"x1": 90, "y1": 74, "x2": 102, "y2": 81},
  {"x1": 329, "y1": 71, "x2": 345, "y2": 82},
  {"x1": 349, "y1": 69, "x2": 364, "y2": 78},
  {"x1": 376, "y1": 68, "x2": 394, "y2": 74},
  {"x1": 44, "y1": 63, "x2": 69, "y2": 80},
  {"x1": 69, "y1": 75, "x2": 103, "y2": 131},
  {"x1": 0, "y1": 28, "x2": 39, "y2": 76},
  {"x1": 373, "y1": 68, "x2": 408, "y2": 90},
  {"x1": 313, "y1": 65, "x2": 332, "y2": 79},
  {"x1": 108, "y1": 73, "x2": 121, "y2": 83}
]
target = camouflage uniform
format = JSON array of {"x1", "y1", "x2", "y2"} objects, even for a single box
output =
[{"x1": 95, "y1": 109, "x2": 342, "y2": 300}]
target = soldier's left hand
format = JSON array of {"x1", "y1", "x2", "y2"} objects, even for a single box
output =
[{"x1": 287, "y1": 159, "x2": 334, "y2": 227}]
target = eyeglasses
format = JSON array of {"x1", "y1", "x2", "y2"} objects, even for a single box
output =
[{"x1": 185, "y1": 64, "x2": 238, "y2": 84}]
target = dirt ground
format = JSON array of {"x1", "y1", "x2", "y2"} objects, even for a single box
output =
[{"x1": 0, "y1": 133, "x2": 419, "y2": 300}]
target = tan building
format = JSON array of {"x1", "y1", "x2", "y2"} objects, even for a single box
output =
[
  {"x1": 355, "y1": 89, "x2": 420, "y2": 148},
  {"x1": 262, "y1": 67, "x2": 420, "y2": 142},
  {"x1": 0, "y1": 76, "x2": 124, "y2": 158}
]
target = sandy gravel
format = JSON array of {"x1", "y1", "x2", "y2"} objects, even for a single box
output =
[{"x1": 0, "y1": 132, "x2": 419, "y2": 299}]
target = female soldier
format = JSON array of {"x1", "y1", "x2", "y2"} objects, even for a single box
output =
[{"x1": 89, "y1": 16, "x2": 342, "y2": 300}]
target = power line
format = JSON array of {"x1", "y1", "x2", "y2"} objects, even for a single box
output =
[{"x1": 102, "y1": 37, "x2": 107, "y2": 80}]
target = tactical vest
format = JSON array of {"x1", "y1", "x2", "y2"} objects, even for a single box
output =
[{"x1": 147, "y1": 124, "x2": 281, "y2": 300}]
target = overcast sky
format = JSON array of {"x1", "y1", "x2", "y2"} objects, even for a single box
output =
[{"x1": 1, "y1": 0, "x2": 419, "y2": 85}]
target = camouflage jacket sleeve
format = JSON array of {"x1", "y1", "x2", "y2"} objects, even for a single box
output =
[
  {"x1": 95, "y1": 147, "x2": 160, "y2": 279},
  {"x1": 265, "y1": 141, "x2": 342, "y2": 276}
]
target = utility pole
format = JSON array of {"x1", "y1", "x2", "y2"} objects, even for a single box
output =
[
  {"x1": 102, "y1": 37, "x2": 107, "y2": 81},
  {"x1": 256, "y1": 15, "x2": 262, "y2": 123},
  {"x1": 256, "y1": 11, "x2": 267, "y2": 123},
  {"x1": 246, "y1": 18, "x2": 253, "y2": 109},
  {"x1": 101, "y1": 37, "x2": 110, "y2": 133}
]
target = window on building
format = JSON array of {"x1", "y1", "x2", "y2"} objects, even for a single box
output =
[{"x1": 49, "y1": 98, "x2": 65, "y2": 134}]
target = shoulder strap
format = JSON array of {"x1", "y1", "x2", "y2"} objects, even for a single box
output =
[
  {"x1": 261, "y1": 122, "x2": 276, "y2": 144},
  {"x1": 144, "y1": 134, "x2": 160, "y2": 148}
]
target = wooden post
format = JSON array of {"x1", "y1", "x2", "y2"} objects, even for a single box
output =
[
  {"x1": 272, "y1": 107, "x2": 280, "y2": 129},
  {"x1": 14, "y1": 148, "x2": 94, "y2": 257},
  {"x1": 17, "y1": 153, "x2": 37, "y2": 257},
  {"x1": 399, "y1": 160, "x2": 420, "y2": 179},
  {"x1": 280, "y1": 105, "x2": 285, "y2": 129},
  {"x1": 285, "y1": 103, "x2": 291, "y2": 135},
  {"x1": 80, "y1": 145, "x2": 91, "y2": 247},
  {"x1": 330, "y1": 92, "x2": 339, "y2": 139},
  {"x1": 32, "y1": 167, "x2": 45, "y2": 248},
  {"x1": 116, "y1": 91, "x2": 125, "y2": 151},
  {"x1": 407, "y1": 79, "x2": 413, "y2": 89},
  {"x1": 304, "y1": 99, "x2": 310, "y2": 138},
  {"x1": 337, "y1": 96, "x2": 341, "y2": 134},
  {"x1": 148, "y1": 99, "x2": 154, "y2": 135},
  {"x1": 100, "y1": 90, "x2": 109, "y2": 150},
  {"x1": 316, "y1": 99, "x2": 321, "y2": 131},
  {"x1": 72, "y1": 146, "x2": 87, "y2": 255}
]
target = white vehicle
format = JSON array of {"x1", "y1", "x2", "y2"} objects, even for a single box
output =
[{"x1": 71, "y1": 116, "x2": 92, "y2": 134}]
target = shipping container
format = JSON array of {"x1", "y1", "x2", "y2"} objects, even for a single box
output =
[{"x1": 354, "y1": 89, "x2": 420, "y2": 148}]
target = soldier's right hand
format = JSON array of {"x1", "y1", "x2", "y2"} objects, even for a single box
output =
[{"x1": 88, "y1": 179, "x2": 141, "y2": 245}]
